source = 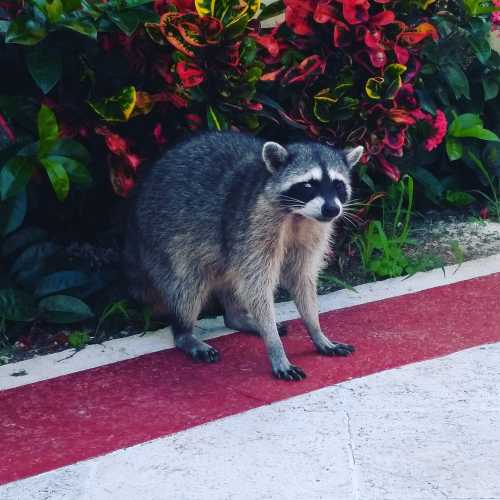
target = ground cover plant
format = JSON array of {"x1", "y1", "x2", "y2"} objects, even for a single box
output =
[{"x1": 0, "y1": 0, "x2": 499, "y2": 357}]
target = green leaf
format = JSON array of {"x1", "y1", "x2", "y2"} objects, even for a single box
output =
[
  {"x1": 0, "y1": 191, "x2": 27, "y2": 236},
  {"x1": 453, "y1": 126, "x2": 500, "y2": 141},
  {"x1": 0, "y1": 20, "x2": 9, "y2": 34},
  {"x1": 468, "y1": 34, "x2": 491, "y2": 64},
  {"x1": 444, "y1": 65, "x2": 470, "y2": 100},
  {"x1": 258, "y1": 0, "x2": 284, "y2": 21},
  {"x1": 123, "y1": 0, "x2": 155, "y2": 6},
  {"x1": 37, "y1": 105, "x2": 59, "y2": 157},
  {"x1": 411, "y1": 166, "x2": 444, "y2": 204},
  {"x1": 88, "y1": 86, "x2": 137, "y2": 122},
  {"x1": 240, "y1": 37, "x2": 257, "y2": 66},
  {"x1": 446, "y1": 137, "x2": 464, "y2": 161},
  {"x1": 5, "y1": 15, "x2": 47, "y2": 45},
  {"x1": 483, "y1": 142, "x2": 500, "y2": 175},
  {"x1": 38, "y1": 295, "x2": 94, "y2": 323},
  {"x1": 48, "y1": 139, "x2": 90, "y2": 164},
  {"x1": 26, "y1": 44, "x2": 63, "y2": 95},
  {"x1": 206, "y1": 105, "x2": 228, "y2": 131},
  {"x1": 1, "y1": 226, "x2": 48, "y2": 258},
  {"x1": 59, "y1": 12, "x2": 97, "y2": 38},
  {"x1": 40, "y1": 158, "x2": 70, "y2": 201},
  {"x1": 383, "y1": 64, "x2": 406, "y2": 99},
  {"x1": 107, "y1": 7, "x2": 158, "y2": 36},
  {"x1": 34, "y1": 271, "x2": 91, "y2": 298},
  {"x1": 45, "y1": 155, "x2": 92, "y2": 187},
  {"x1": 482, "y1": 77, "x2": 499, "y2": 101},
  {"x1": 448, "y1": 113, "x2": 482, "y2": 136},
  {"x1": 10, "y1": 241, "x2": 60, "y2": 279},
  {"x1": 46, "y1": 0, "x2": 64, "y2": 22},
  {"x1": 0, "y1": 289, "x2": 37, "y2": 322},
  {"x1": 0, "y1": 156, "x2": 36, "y2": 200},
  {"x1": 445, "y1": 190, "x2": 475, "y2": 206},
  {"x1": 68, "y1": 330, "x2": 90, "y2": 348},
  {"x1": 225, "y1": 13, "x2": 250, "y2": 39}
]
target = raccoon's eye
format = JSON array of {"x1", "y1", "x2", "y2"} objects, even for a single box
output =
[
  {"x1": 333, "y1": 180, "x2": 347, "y2": 202},
  {"x1": 303, "y1": 182, "x2": 313, "y2": 189}
]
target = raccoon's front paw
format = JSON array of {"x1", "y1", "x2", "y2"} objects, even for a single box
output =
[
  {"x1": 272, "y1": 361, "x2": 306, "y2": 381},
  {"x1": 316, "y1": 339, "x2": 355, "y2": 357},
  {"x1": 192, "y1": 346, "x2": 220, "y2": 363}
]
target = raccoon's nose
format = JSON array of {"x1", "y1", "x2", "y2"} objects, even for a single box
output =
[{"x1": 322, "y1": 203, "x2": 340, "y2": 219}]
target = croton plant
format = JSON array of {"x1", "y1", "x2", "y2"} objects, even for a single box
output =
[{"x1": 1, "y1": 0, "x2": 449, "y2": 202}]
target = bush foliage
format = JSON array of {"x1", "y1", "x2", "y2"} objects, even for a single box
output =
[{"x1": 0, "y1": 0, "x2": 499, "y2": 337}]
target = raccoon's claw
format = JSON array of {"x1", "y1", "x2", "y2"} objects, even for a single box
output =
[
  {"x1": 277, "y1": 322, "x2": 288, "y2": 337},
  {"x1": 317, "y1": 341, "x2": 355, "y2": 357},
  {"x1": 273, "y1": 364, "x2": 306, "y2": 381},
  {"x1": 192, "y1": 346, "x2": 220, "y2": 363}
]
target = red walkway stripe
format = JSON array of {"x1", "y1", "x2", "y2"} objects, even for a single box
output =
[{"x1": 2, "y1": 273, "x2": 500, "y2": 485}]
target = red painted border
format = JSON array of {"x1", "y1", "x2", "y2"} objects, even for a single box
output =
[{"x1": 2, "y1": 273, "x2": 500, "y2": 485}]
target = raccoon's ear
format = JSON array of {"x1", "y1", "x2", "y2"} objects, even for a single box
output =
[
  {"x1": 344, "y1": 146, "x2": 364, "y2": 169},
  {"x1": 262, "y1": 141, "x2": 288, "y2": 173}
]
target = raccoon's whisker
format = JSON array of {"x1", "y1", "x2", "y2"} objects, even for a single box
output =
[
  {"x1": 279, "y1": 195, "x2": 305, "y2": 206},
  {"x1": 343, "y1": 211, "x2": 363, "y2": 222},
  {"x1": 342, "y1": 213, "x2": 361, "y2": 228}
]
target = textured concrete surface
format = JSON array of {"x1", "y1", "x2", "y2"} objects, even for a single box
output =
[{"x1": 2, "y1": 343, "x2": 500, "y2": 500}]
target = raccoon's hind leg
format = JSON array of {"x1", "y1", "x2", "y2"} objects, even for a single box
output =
[
  {"x1": 218, "y1": 290, "x2": 287, "y2": 337},
  {"x1": 166, "y1": 281, "x2": 220, "y2": 363},
  {"x1": 281, "y1": 255, "x2": 355, "y2": 357}
]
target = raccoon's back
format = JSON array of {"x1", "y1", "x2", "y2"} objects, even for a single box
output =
[{"x1": 128, "y1": 132, "x2": 270, "y2": 253}]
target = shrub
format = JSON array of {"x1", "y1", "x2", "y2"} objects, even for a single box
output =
[{"x1": 0, "y1": 0, "x2": 498, "y2": 343}]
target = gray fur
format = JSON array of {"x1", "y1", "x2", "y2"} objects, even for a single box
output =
[{"x1": 124, "y1": 132, "x2": 361, "y2": 380}]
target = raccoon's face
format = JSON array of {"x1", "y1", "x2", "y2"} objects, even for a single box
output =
[{"x1": 262, "y1": 141, "x2": 363, "y2": 223}]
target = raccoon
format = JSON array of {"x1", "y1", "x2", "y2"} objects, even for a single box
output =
[{"x1": 124, "y1": 132, "x2": 363, "y2": 380}]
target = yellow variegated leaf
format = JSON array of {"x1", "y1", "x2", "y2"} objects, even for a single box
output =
[
  {"x1": 88, "y1": 86, "x2": 137, "y2": 122},
  {"x1": 195, "y1": 0, "x2": 212, "y2": 16},
  {"x1": 365, "y1": 77, "x2": 384, "y2": 99}
]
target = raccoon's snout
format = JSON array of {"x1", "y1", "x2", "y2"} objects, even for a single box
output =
[{"x1": 321, "y1": 202, "x2": 340, "y2": 219}]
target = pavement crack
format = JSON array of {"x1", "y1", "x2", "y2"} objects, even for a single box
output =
[{"x1": 344, "y1": 410, "x2": 361, "y2": 500}]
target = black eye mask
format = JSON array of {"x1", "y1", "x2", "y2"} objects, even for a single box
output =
[{"x1": 279, "y1": 177, "x2": 348, "y2": 208}]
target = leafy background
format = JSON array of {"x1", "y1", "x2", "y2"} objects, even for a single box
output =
[{"x1": 1, "y1": 0, "x2": 499, "y2": 353}]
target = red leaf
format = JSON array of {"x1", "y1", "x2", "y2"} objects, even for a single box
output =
[
  {"x1": 261, "y1": 68, "x2": 285, "y2": 81},
  {"x1": 387, "y1": 108, "x2": 416, "y2": 125},
  {"x1": 341, "y1": 0, "x2": 370, "y2": 25},
  {"x1": 185, "y1": 113, "x2": 203, "y2": 131},
  {"x1": 110, "y1": 165, "x2": 135, "y2": 198},
  {"x1": 370, "y1": 11, "x2": 395, "y2": 26},
  {"x1": 285, "y1": 5, "x2": 314, "y2": 35},
  {"x1": 480, "y1": 207, "x2": 490, "y2": 220},
  {"x1": 383, "y1": 126, "x2": 406, "y2": 153},
  {"x1": 95, "y1": 126, "x2": 128, "y2": 156},
  {"x1": 176, "y1": 61, "x2": 205, "y2": 88},
  {"x1": 245, "y1": 101, "x2": 263, "y2": 111},
  {"x1": 333, "y1": 21, "x2": 351, "y2": 47},
  {"x1": 251, "y1": 34, "x2": 280, "y2": 57},
  {"x1": 200, "y1": 16, "x2": 223, "y2": 43},
  {"x1": 363, "y1": 28, "x2": 382, "y2": 49},
  {"x1": 368, "y1": 49, "x2": 387, "y2": 68},
  {"x1": 153, "y1": 123, "x2": 168, "y2": 145},
  {"x1": 282, "y1": 55, "x2": 326, "y2": 85},
  {"x1": 377, "y1": 155, "x2": 401, "y2": 182},
  {"x1": 314, "y1": 0, "x2": 335, "y2": 23},
  {"x1": 0, "y1": 112, "x2": 15, "y2": 143},
  {"x1": 125, "y1": 153, "x2": 142, "y2": 170},
  {"x1": 394, "y1": 44, "x2": 409, "y2": 65}
]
